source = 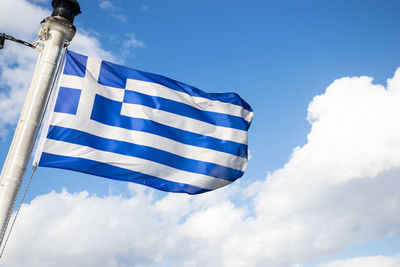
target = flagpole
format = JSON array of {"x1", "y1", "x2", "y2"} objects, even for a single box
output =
[{"x1": 0, "y1": 0, "x2": 81, "y2": 247}]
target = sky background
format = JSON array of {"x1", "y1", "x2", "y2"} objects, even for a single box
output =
[{"x1": 1, "y1": 0, "x2": 400, "y2": 266}]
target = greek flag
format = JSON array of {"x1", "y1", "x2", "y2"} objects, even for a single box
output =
[{"x1": 35, "y1": 50, "x2": 253, "y2": 194}]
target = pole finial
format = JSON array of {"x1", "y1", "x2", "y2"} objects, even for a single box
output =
[{"x1": 51, "y1": 0, "x2": 81, "y2": 24}]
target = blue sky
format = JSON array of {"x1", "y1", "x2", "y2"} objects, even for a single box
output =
[{"x1": 1, "y1": 0, "x2": 400, "y2": 266}]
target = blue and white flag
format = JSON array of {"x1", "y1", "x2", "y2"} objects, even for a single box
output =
[{"x1": 35, "y1": 50, "x2": 253, "y2": 194}]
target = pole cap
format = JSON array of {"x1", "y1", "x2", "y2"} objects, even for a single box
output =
[{"x1": 51, "y1": 0, "x2": 81, "y2": 24}]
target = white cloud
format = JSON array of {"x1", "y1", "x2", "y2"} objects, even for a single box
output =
[
  {"x1": 69, "y1": 31, "x2": 114, "y2": 61},
  {"x1": 111, "y1": 14, "x2": 128, "y2": 23},
  {"x1": 317, "y1": 255, "x2": 400, "y2": 267},
  {"x1": 0, "y1": 0, "x2": 47, "y2": 38},
  {"x1": 99, "y1": 1, "x2": 128, "y2": 22},
  {"x1": 123, "y1": 33, "x2": 146, "y2": 49},
  {"x1": 3, "y1": 68, "x2": 400, "y2": 266},
  {"x1": 141, "y1": 5, "x2": 150, "y2": 12},
  {"x1": 0, "y1": 0, "x2": 113, "y2": 135},
  {"x1": 121, "y1": 33, "x2": 146, "y2": 58},
  {"x1": 99, "y1": 0, "x2": 113, "y2": 11}
]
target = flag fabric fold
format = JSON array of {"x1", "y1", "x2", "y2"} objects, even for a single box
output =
[{"x1": 36, "y1": 50, "x2": 253, "y2": 194}]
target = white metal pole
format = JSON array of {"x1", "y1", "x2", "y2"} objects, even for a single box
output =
[{"x1": 0, "y1": 2, "x2": 80, "y2": 247}]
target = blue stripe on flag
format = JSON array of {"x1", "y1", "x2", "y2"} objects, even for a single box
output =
[
  {"x1": 98, "y1": 60, "x2": 252, "y2": 112},
  {"x1": 39, "y1": 152, "x2": 210, "y2": 195},
  {"x1": 91, "y1": 94, "x2": 248, "y2": 158},
  {"x1": 63, "y1": 51, "x2": 88, "y2": 77},
  {"x1": 46, "y1": 125, "x2": 244, "y2": 181},
  {"x1": 123, "y1": 90, "x2": 250, "y2": 130}
]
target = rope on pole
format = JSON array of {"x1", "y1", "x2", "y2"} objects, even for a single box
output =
[{"x1": 0, "y1": 165, "x2": 36, "y2": 259}]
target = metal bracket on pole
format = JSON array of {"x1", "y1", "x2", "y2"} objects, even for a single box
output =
[{"x1": 0, "y1": 33, "x2": 37, "y2": 50}]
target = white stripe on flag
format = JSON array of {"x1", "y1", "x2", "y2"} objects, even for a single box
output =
[
  {"x1": 42, "y1": 139, "x2": 232, "y2": 190},
  {"x1": 121, "y1": 102, "x2": 248, "y2": 144},
  {"x1": 50, "y1": 112, "x2": 248, "y2": 171},
  {"x1": 125, "y1": 79, "x2": 253, "y2": 122}
]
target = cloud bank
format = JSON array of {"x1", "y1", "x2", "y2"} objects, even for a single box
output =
[
  {"x1": 317, "y1": 255, "x2": 400, "y2": 267},
  {"x1": 3, "y1": 68, "x2": 400, "y2": 266}
]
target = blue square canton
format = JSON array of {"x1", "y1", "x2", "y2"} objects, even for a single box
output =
[
  {"x1": 63, "y1": 50, "x2": 88, "y2": 77},
  {"x1": 54, "y1": 87, "x2": 82, "y2": 115}
]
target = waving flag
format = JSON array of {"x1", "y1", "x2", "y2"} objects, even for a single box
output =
[{"x1": 35, "y1": 50, "x2": 253, "y2": 194}]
